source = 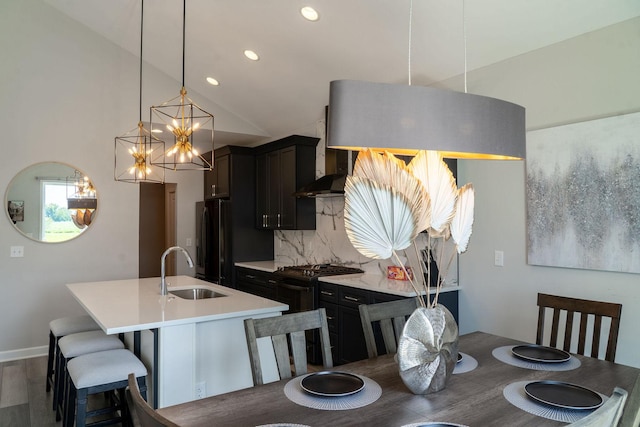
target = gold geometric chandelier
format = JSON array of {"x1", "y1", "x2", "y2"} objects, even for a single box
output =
[
  {"x1": 114, "y1": 0, "x2": 165, "y2": 184},
  {"x1": 150, "y1": 0, "x2": 214, "y2": 171}
]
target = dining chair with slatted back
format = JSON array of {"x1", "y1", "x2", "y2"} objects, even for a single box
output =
[
  {"x1": 359, "y1": 298, "x2": 421, "y2": 358},
  {"x1": 536, "y1": 293, "x2": 622, "y2": 362},
  {"x1": 619, "y1": 373, "x2": 640, "y2": 427},
  {"x1": 127, "y1": 373, "x2": 179, "y2": 427},
  {"x1": 566, "y1": 387, "x2": 627, "y2": 426},
  {"x1": 244, "y1": 308, "x2": 333, "y2": 386}
]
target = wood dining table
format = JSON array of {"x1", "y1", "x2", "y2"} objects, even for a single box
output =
[{"x1": 157, "y1": 331, "x2": 639, "y2": 426}]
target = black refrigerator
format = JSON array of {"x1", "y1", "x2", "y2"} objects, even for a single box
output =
[{"x1": 196, "y1": 199, "x2": 232, "y2": 285}]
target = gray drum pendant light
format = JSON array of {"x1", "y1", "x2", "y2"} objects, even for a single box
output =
[
  {"x1": 327, "y1": 1, "x2": 526, "y2": 160},
  {"x1": 150, "y1": 0, "x2": 214, "y2": 171},
  {"x1": 114, "y1": 0, "x2": 165, "y2": 184}
]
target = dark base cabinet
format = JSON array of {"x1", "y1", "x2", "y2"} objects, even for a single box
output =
[
  {"x1": 235, "y1": 268, "x2": 276, "y2": 300},
  {"x1": 319, "y1": 280, "x2": 459, "y2": 366}
]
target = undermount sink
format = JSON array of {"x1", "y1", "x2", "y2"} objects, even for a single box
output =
[{"x1": 169, "y1": 287, "x2": 227, "y2": 300}]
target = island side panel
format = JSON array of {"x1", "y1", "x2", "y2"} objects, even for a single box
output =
[
  {"x1": 157, "y1": 323, "x2": 197, "y2": 408},
  {"x1": 196, "y1": 312, "x2": 282, "y2": 397}
]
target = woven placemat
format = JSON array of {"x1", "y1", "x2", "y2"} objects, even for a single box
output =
[
  {"x1": 503, "y1": 381, "x2": 605, "y2": 423},
  {"x1": 492, "y1": 346, "x2": 581, "y2": 371},
  {"x1": 453, "y1": 352, "x2": 478, "y2": 374},
  {"x1": 284, "y1": 373, "x2": 382, "y2": 411}
]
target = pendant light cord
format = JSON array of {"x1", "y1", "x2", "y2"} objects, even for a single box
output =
[
  {"x1": 463, "y1": 0, "x2": 467, "y2": 93},
  {"x1": 138, "y1": 0, "x2": 144, "y2": 121},
  {"x1": 407, "y1": 0, "x2": 413, "y2": 86},
  {"x1": 182, "y1": 0, "x2": 186, "y2": 88}
]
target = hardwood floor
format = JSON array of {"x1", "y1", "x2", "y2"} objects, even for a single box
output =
[
  {"x1": 0, "y1": 356, "x2": 54, "y2": 427},
  {"x1": 0, "y1": 356, "x2": 126, "y2": 427}
]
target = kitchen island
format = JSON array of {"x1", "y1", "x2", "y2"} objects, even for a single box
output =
[{"x1": 66, "y1": 275, "x2": 288, "y2": 408}]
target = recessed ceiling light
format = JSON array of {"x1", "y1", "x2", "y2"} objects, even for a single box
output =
[
  {"x1": 300, "y1": 6, "x2": 319, "y2": 22},
  {"x1": 244, "y1": 50, "x2": 259, "y2": 61},
  {"x1": 206, "y1": 77, "x2": 219, "y2": 86}
]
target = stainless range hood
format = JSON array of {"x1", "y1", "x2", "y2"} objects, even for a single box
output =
[{"x1": 293, "y1": 148, "x2": 353, "y2": 198}]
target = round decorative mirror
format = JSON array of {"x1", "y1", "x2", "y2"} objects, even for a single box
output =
[{"x1": 4, "y1": 162, "x2": 98, "y2": 243}]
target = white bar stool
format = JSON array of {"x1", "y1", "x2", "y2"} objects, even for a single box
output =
[
  {"x1": 54, "y1": 330, "x2": 125, "y2": 421},
  {"x1": 46, "y1": 315, "x2": 100, "y2": 394},
  {"x1": 64, "y1": 348, "x2": 148, "y2": 427}
]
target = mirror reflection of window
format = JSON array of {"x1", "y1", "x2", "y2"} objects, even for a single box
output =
[
  {"x1": 41, "y1": 180, "x2": 83, "y2": 242},
  {"x1": 5, "y1": 162, "x2": 98, "y2": 243}
]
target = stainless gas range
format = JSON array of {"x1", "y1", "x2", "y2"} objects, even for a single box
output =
[{"x1": 273, "y1": 263, "x2": 363, "y2": 311}]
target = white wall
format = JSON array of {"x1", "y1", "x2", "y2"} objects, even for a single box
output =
[
  {"x1": 0, "y1": 0, "x2": 259, "y2": 359},
  {"x1": 445, "y1": 18, "x2": 640, "y2": 367}
]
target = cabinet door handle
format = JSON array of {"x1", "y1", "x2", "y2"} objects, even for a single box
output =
[
  {"x1": 211, "y1": 184, "x2": 216, "y2": 196},
  {"x1": 277, "y1": 213, "x2": 281, "y2": 228},
  {"x1": 268, "y1": 280, "x2": 278, "y2": 285},
  {"x1": 326, "y1": 316, "x2": 335, "y2": 321},
  {"x1": 246, "y1": 275, "x2": 256, "y2": 279},
  {"x1": 320, "y1": 290, "x2": 335, "y2": 297},
  {"x1": 262, "y1": 214, "x2": 267, "y2": 228},
  {"x1": 344, "y1": 295, "x2": 361, "y2": 303}
]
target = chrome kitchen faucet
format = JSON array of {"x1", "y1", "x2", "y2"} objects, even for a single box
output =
[{"x1": 160, "y1": 246, "x2": 194, "y2": 296}]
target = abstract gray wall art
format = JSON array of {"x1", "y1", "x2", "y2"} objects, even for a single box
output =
[{"x1": 526, "y1": 112, "x2": 640, "y2": 274}]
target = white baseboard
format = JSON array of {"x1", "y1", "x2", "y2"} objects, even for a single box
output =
[{"x1": 0, "y1": 345, "x2": 48, "y2": 362}]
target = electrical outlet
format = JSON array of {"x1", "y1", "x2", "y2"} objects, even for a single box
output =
[
  {"x1": 194, "y1": 382, "x2": 206, "y2": 399},
  {"x1": 186, "y1": 238, "x2": 192, "y2": 247},
  {"x1": 10, "y1": 246, "x2": 24, "y2": 258},
  {"x1": 494, "y1": 250, "x2": 504, "y2": 267}
]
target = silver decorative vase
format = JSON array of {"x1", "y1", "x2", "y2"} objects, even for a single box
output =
[{"x1": 397, "y1": 304, "x2": 459, "y2": 394}]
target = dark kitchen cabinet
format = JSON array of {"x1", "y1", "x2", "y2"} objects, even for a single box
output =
[
  {"x1": 203, "y1": 150, "x2": 230, "y2": 199},
  {"x1": 255, "y1": 135, "x2": 318, "y2": 230},
  {"x1": 235, "y1": 267, "x2": 277, "y2": 300},
  {"x1": 319, "y1": 280, "x2": 459, "y2": 365}
]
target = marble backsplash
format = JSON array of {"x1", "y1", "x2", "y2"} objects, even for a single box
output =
[{"x1": 273, "y1": 120, "x2": 458, "y2": 284}]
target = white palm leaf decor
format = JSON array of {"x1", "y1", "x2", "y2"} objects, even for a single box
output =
[
  {"x1": 451, "y1": 184, "x2": 475, "y2": 253},
  {"x1": 353, "y1": 149, "x2": 431, "y2": 234},
  {"x1": 344, "y1": 175, "x2": 423, "y2": 259},
  {"x1": 408, "y1": 150, "x2": 457, "y2": 237},
  {"x1": 343, "y1": 149, "x2": 475, "y2": 310}
]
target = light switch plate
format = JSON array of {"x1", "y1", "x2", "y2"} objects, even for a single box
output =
[
  {"x1": 494, "y1": 250, "x2": 504, "y2": 267},
  {"x1": 10, "y1": 246, "x2": 24, "y2": 257}
]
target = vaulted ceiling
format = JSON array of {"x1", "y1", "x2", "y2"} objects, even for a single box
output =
[{"x1": 44, "y1": 0, "x2": 640, "y2": 146}]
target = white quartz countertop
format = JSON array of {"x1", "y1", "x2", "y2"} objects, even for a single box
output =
[
  {"x1": 235, "y1": 260, "x2": 282, "y2": 273},
  {"x1": 66, "y1": 275, "x2": 288, "y2": 334},
  {"x1": 319, "y1": 273, "x2": 460, "y2": 297},
  {"x1": 234, "y1": 261, "x2": 460, "y2": 298}
]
